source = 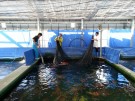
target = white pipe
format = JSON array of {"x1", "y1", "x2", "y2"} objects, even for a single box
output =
[
  {"x1": 81, "y1": 18, "x2": 83, "y2": 30},
  {"x1": 99, "y1": 25, "x2": 102, "y2": 57},
  {"x1": 81, "y1": 18, "x2": 84, "y2": 47},
  {"x1": 37, "y1": 18, "x2": 40, "y2": 33},
  {"x1": 131, "y1": 18, "x2": 135, "y2": 47}
]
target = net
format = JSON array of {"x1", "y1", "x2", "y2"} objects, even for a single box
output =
[
  {"x1": 53, "y1": 41, "x2": 69, "y2": 65},
  {"x1": 78, "y1": 35, "x2": 94, "y2": 65},
  {"x1": 53, "y1": 36, "x2": 94, "y2": 65}
]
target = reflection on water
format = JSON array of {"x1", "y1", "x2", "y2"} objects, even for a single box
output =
[
  {"x1": 3, "y1": 63, "x2": 135, "y2": 101},
  {"x1": 120, "y1": 60, "x2": 135, "y2": 72},
  {"x1": 0, "y1": 61, "x2": 25, "y2": 79}
]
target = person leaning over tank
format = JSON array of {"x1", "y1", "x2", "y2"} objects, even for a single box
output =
[
  {"x1": 32, "y1": 33, "x2": 42, "y2": 59},
  {"x1": 54, "y1": 33, "x2": 68, "y2": 65},
  {"x1": 92, "y1": 32, "x2": 99, "y2": 57},
  {"x1": 55, "y1": 33, "x2": 63, "y2": 46}
]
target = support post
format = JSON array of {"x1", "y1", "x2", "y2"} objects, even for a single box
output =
[
  {"x1": 131, "y1": 18, "x2": 135, "y2": 47},
  {"x1": 37, "y1": 18, "x2": 40, "y2": 33},
  {"x1": 81, "y1": 18, "x2": 84, "y2": 47},
  {"x1": 99, "y1": 24, "x2": 102, "y2": 57}
]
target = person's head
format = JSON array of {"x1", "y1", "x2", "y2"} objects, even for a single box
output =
[
  {"x1": 38, "y1": 33, "x2": 42, "y2": 37},
  {"x1": 95, "y1": 32, "x2": 99, "y2": 36},
  {"x1": 59, "y1": 33, "x2": 62, "y2": 37}
]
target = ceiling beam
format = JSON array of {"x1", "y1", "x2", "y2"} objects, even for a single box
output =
[{"x1": 0, "y1": 20, "x2": 132, "y2": 24}]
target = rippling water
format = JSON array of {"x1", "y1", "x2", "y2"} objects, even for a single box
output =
[
  {"x1": 3, "y1": 63, "x2": 135, "y2": 101},
  {"x1": 120, "y1": 60, "x2": 135, "y2": 72},
  {"x1": 0, "y1": 61, "x2": 25, "y2": 79}
]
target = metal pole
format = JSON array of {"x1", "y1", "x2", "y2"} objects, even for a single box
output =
[
  {"x1": 58, "y1": 23, "x2": 59, "y2": 36},
  {"x1": 37, "y1": 18, "x2": 40, "y2": 33},
  {"x1": 81, "y1": 18, "x2": 84, "y2": 47},
  {"x1": 81, "y1": 18, "x2": 83, "y2": 30},
  {"x1": 37, "y1": 18, "x2": 43, "y2": 47},
  {"x1": 99, "y1": 24, "x2": 102, "y2": 57},
  {"x1": 131, "y1": 18, "x2": 135, "y2": 47}
]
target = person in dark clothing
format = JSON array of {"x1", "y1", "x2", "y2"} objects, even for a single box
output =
[{"x1": 32, "y1": 33, "x2": 42, "y2": 58}]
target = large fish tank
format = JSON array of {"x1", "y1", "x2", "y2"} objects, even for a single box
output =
[
  {"x1": 0, "y1": 60, "x2": 25, "y2": 80},
  {"x1": 2, "y1": 60, "x2": 135, "y2": 101}
]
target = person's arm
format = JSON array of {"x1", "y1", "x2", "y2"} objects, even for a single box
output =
[
  {"x1": 33, "y1": 36, "x2": 38, "y2": 47},
  {"x1": 59, "y1": 37, "x2": 63, "y2": 43},
  {"x1": 92, "y1": 36, "x2": 98, "y2": 41},
  {"x1": 33, "y1": 38, "x2": 37, "y2": 45},
  {"x1": 55, "y1": 37, "x2": 58, "y2": 41},
  {"x1": 38, "y1": 40, "x2": 40, "y2": 48}
]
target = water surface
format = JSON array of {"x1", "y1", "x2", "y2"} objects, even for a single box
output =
[{"x1": 3, "y1": 63, "x2": 135, "y2": 101}]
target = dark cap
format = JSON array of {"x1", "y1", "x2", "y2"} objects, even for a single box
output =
[
  {"x1": 96, "y1": 32, "x2": 99, "y2": 35},
  {"x1": 38, "y1": 33, "x2": 42, "y2": 36},
  {"x1": 59, "y1": 33, "x2": 62, "y2": 36}
]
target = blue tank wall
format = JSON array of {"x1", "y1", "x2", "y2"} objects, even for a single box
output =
[
  {"x1": 0, "y1": 30, "x2": 31, "y2": 48},
  {"x1": 48, "y1": 30, "x2": 98, "y2": 48},
  {"x1": 0, "y1": 29, "x2": 134, "y2": 48},
  {"x1": 109, "y1": 29, "x2": 132, "y2": 48}
]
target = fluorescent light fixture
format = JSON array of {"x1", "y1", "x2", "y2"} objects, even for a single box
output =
[
  {"x1": 71, "y1": 23, "x2": 75, "y2": 28},
  {"x1": 1, "y1": 23, "x2": 6, "y2": 28}
]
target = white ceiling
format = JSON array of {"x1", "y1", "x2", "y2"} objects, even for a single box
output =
[{"x1": 0, "y1": 0, "x2": 135, "y2": 21}]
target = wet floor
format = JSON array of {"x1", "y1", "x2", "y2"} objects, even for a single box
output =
[{"x1": 3, "y1": 62, "x2": 135, "y2": 101}]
